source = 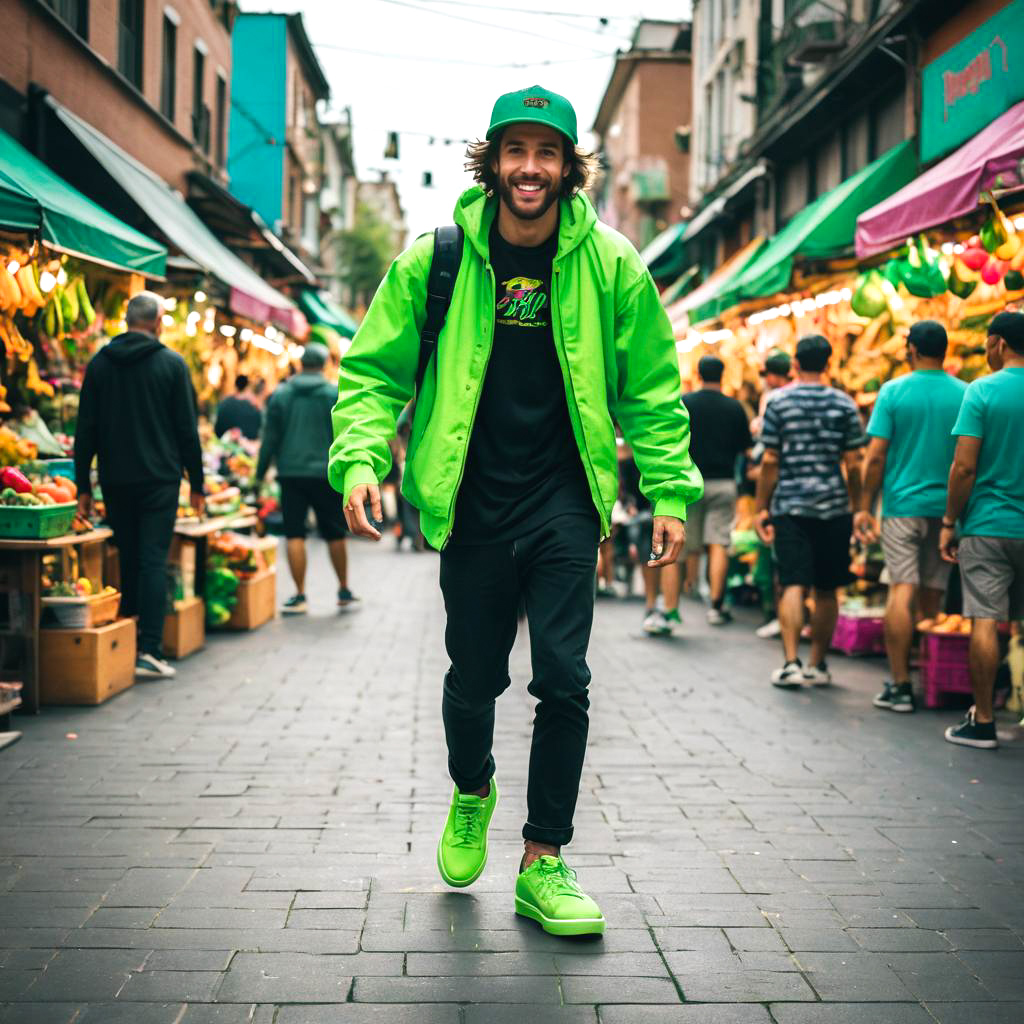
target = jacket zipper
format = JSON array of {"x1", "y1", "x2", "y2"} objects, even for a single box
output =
[
  {"x1": 551, "y1": 263, "x2": 608, "y2": 537},
  {"x1": 440, "y1": 260, "x2": 497, "y2": 549}
]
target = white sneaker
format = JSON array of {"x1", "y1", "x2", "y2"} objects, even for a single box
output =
[
  {"x1": 771, "y1": 660, "x2": 803, "y2": 688},
  {"x1": 136, "y1": 653, "x2": 176, "y2": 679},
  {"x1": 707, "y1": 607, "x2": 733, "y2": 626},
  {"x1": 642, "y1": 609, "x2": 671, "y2": 636},
  {"x1": 802, "y1": 662, "x2": 832, "y2": 686},
  {"x1": 756, "y1": 619, "x2": 781, "y2": 639}
]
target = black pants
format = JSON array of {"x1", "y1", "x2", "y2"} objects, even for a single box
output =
[
  {"x1": 103, "y1": 482, "x2": 178, "y2": 657},
  {"x1": 439, "y1": 513, "x2": 599, "y2": 847}
]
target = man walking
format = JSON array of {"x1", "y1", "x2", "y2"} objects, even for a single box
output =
[
  {"x1": 677, "y1": 354, "x2": 751, "y2": 625},
  {"x1": 855, "y1": 321, "x2": 966, "y2": 713},
  {"x1": 74, "y1": 291, "x2": 203, "y2": 679},
  {"x1": 214, "y1": 374, "x2": 262, "y2": 440},
  {"x1": 330, "y1": 86, "x2": 702, "y2": 935},
  {"x1": 754, "y1": 334, "x2": 865, "y2": 687},
  {"x1": 941, "y1": 311, "x2": 1024, "y2": 749},
  {"x1": 256, "y1": 343, "x2": 357, "y2": 615}
]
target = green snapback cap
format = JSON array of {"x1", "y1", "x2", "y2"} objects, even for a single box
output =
[{"x1": 486, "y1": 85, "x2": 578, "y2": 146}]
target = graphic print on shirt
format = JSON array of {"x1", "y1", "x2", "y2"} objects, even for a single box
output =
[{"x1": 496, "y1": 276, "x2": 549, "y2": 328}]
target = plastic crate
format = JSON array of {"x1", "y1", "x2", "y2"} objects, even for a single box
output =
[
  {"x1": 23, "y1": 458, "x2": 75, "y2": 482},
  {"x1": 0, "y1": 503, "x2": 76, "y2": 539},
  {"x1": 920, "y1": 630, "x2": 972, "y2": 708},
  {"x1": 831, "y1": 613, "x2": 885, "y2": 656}
]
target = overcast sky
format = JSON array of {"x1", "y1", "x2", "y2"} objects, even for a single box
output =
[{"x1": 240, "y1": 0, "x2": 692, "y2": 238}]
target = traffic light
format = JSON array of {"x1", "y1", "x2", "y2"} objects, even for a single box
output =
[
  {"x1": 384, "y1": 131, "x2": 399, "y2": 160},
  {"x1": 423, "y1": 171, "x2": 433, "y2": 187}
]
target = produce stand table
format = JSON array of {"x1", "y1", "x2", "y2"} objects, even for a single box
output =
[
  {"x1": 0, "y1": 529, "x2": 113, "y2": 716},
  {"x1": 172, "y1": 509, "x2": 258, "y2": 602}
]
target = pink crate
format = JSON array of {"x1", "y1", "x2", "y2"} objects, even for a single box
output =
[
  {"x1": 830, "y1": 614, "x2": 885, "y2": 656},
  {"x1": 920, "y1": 631, "x2": 972, "y2": 708}
]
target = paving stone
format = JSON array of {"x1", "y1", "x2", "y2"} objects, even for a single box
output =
[
  {"x1": 353, "y1": 976, "x2": 561, "y2": 1003},
  {"x1": 943, "y1": 929, "x2": 1024, "y2": 950},
  {"x1": 144, "y1": 950, "x2": 234, "y2": 971},
  {"x1": 278, "y1": 1008, "x2": 461, "y2": 1024},
  {"x1": 467, "y1": 1008, "x2": 596, "y2": 1024},
  {"x1": 724, "y1": 928, "x2": 786, "y2": 951},
  {"x1": 21, "y1": 949, "x2": 148, "y2": 1001},
  {"x1": 770, "y1": 1006, "x2": 934, "y2": 1023},
  {"x1": 923, "y1": 1004, "x2": 1024, "y2": 1024},
  {"x1": 116, "y1": 971, "x2": 222, "y2": 1001},
  {"x1": 0, "y1": 1006, "x2": 79, "y2": 1024},
  {"x1": 777, "y1": 929, "x2": 860, "y2": 952},
  {"x1": 286, "y1": 909, "x2": 367, "y2": 930},
  {"x1": 76, "y1": 1002, "x2": 185, "y2": 1022},
  {"x1": 85, "y1": 908, "x2": 161, "y2": 929},
  {"x1": 559, "y1": 976, "x2": 680, "y2": 1004},
  {"x1": 215, "y1": 953, "x2": 352, "y2": 1002},
  {"x1": 848, "y1": 928, "x2": 952, "y2": 951},
  {"x1": 674, "y1": 969, "x2": 817, "y2": 1002},
  {"x1": 180, "y1": 1007, "x2": 275, "y2": 1023},
  {"x1": 791, "y1": 952, "x2": 914, "y2": 1001},
  {"x1": 599, "y1": 1009, "x2": 773, "y2": 1024}
]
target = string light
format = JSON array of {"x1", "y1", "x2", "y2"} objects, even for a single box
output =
[{"x1": 748, "y1": 287, "x2": 852, "y2": 327}]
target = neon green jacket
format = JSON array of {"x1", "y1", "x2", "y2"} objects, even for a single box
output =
[{"x1": 329, "y1": 186, "x2": 703, "y2": 550}]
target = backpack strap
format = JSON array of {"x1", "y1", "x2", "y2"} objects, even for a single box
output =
[{"x1": 416, "y1": 225, "x2": 464, "y2": 394}]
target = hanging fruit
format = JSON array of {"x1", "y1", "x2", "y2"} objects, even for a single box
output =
[
  {"x1": 1004, "y1": 269, "x2": 1024, "y2": 291},
  {"x1": 851, "y1": 270, "x2": 889, "y2": 318},
  {"x1": 901, "y1": 236, "x2": 947, "y2": 298},
  {"x1": 961, "y1": 236, "x2": 989, "y2": 271},
  {"x1": 980, "y1": 257, "x2": 1008, "y2": 286},
  {"x1": 948, "y1": 257, "x2": 979, "y2": 299}
]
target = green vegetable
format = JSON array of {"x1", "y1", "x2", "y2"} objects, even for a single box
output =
[
  {"x1": 901, "y1": 235, "x2": 947, "y2": 298},
  {"x1": 851, "y1": 270, "x2": 889, "y2": 318},
  {"x1": 980, "y1": 213, "x2": 1008, "y2": 254},
  {"x1": 948, "y1": 259, "x2": 979, "y2": 299},
  {"x1": 1004, "y1": 269, "x2": 1024, "y2": 291}
]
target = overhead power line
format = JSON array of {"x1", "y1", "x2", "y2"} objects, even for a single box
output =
[{"x1": 408, "y1": 0, "x2": 638, "y2": 20}]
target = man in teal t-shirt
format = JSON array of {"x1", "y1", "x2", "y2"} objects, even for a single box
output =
[
  {"x1": 856, "y1": 320, "x2": 967, "y2": 713},
  {"x1": 941, "y1": 311, "x2": 1024, "y2": 750}
]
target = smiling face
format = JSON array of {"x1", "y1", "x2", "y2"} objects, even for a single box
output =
[{"x1": 491, "y1": 123, "x2": 570, "y2": 222}]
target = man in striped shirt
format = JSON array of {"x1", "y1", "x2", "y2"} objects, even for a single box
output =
[{"x1": 754, "y1": 335, "x2": 866, "y2": 688}]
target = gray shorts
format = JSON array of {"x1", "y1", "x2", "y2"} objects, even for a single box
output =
[
  {"x1": 881, "y1": 516, "x2": 951, "y2": 590},
  {"x1": 959, "y1": 536, "x2": 1024, "y2": 621},
  {"x1": 684, "y1": 478, "x2": 735, "y2": 556}
]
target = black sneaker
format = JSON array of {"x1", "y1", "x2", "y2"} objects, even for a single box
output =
[
  {"x1": 873, "y1": 681, "x2": 896, "y2": 709},
  {"x1": 337, "y1": 587, "x2": 360, "y2": 607},
  {"x1": 282, "y1": 594, "x2": 308, "y2": 615},
  {"x1": 944, "y1": 708, "x2": 998, "y2": 749},
  {"x1": 771, "y1": 660, "x2": 803, "y2": 688},
  {"x1": 889, "y1": 682, "x2": 915, "y2": 714}
]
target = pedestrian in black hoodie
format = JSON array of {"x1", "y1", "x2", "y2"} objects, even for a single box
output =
[{"x1": 75, "y1": 292, "x2": 205, "y2": 679}]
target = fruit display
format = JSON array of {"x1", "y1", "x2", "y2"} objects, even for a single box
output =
[
  {"x1": 43, "y1": 580, "x2": 114, "y2": 599},
  {"x1": 0, "y1": 468, "x2": 76, "y2": 508},
  {"x1": 0, "y1": 425, "x2": 37, "y2": 466},
  {"x1": 918, "y1": 614, "x2": 973, "y2": 636}
]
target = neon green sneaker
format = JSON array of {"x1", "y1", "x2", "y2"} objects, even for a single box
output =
[
  {"x1": 515, "y1": 855, "x2": 605, "y2": 936},
  {"x1": 436, "y1": 779, "x2": 498, "y2": 888}
]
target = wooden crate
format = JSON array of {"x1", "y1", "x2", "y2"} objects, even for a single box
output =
[
  {"x1": 163, "y1": 596, "x2": 205, "y2": 659},
  {"x1": 41, "y1": 590, "x2": 120, "y2": 630},
  {"x1": 226, "y1": 568, "x2": 276, "y2": 631},
  {"x1": 39, "y1": 618, "x2": 136, "y2": 705}
]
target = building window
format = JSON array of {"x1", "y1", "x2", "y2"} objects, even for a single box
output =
[
  {"x1": 118, "y1": 0, "x2": 144, "y2": 88},
  {"x1": 160, "y1": 15, "x2": 177, "y2": 122},
  {"x1": 43, "y1": 0, "x2": 88, "y2": 39},
  {"x1": 192, "y1": 45, "x2": 209, "y2": 152},
  {"x1": 215, "y1": 74, "x2": 227, "y2": 167}
]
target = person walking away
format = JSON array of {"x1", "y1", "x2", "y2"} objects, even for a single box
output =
[
  {"x1": 754, "y1": 334, "x2": 865, "y2": 687},
  {"x1": 941, "y1": 311, "x2": 1024, "y2": 749},
  {"x1": 256, "y1": 343, "x2": 358, "y2": 614},
  {"x1": 750, "y1": 349, "x2": 793, "y2": 436},
  {"x1": 74, "y1": 292, "x2": 204, "y2": 679},
  {"x1": 214, "y1": 374, "x2": 263, "y2": 440},
  {"x1": 330, "y1": 86, "x2": 702, "y2": 936},
  {"x1": 855, "y1": 321, "x2": 966, "y2": 713},
  {"x1": 675, "y1": 355, "x2": 751, "y2": 626}
]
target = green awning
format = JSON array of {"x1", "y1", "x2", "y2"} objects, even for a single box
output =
[
  {"x1": 0, "y1": 127, "x2": 166, "y2": 275},
  {"x1": 298, "y1": 289, "x2": 359, "y2": 339},
  {"x1": 660, "y1": 264, "x2": 700, "y2": 306},
  {"x1": 719, "y1": 140, "x2": 917, "y2": 307},
  {"x1": 641, "y1": 221, "x2": 690, "y2": 281},
  {"x1": 684, "y1": 238, "x2": 768, "y2": 326}
]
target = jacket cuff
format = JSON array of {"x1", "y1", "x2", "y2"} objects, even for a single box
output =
[
  {"x1": 653, "y1": 495, "x2": 689, "y2": 522},
  {"x1": 341, "y1": 463, "x2": 378, "y2": 503}
]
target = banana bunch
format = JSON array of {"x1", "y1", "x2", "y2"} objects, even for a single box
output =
[
  {"x1": 25, "y1": 357, "x2": 54, "y2": 397},
  {"x1": 15, "y1": 264, "x2": 44, "y2": 316},
  {"x1": 0, "y1": 265, "x2": 21, "y2": 315},
  {"x1": 41, "y1": 275, "x2": 96, "y2": 338},
  {"x1": 0, "y1": 315, "x2": 34, "y2": 362}
]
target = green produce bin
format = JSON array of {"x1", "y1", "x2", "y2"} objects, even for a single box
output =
[{"x1": 0, "y1": 503, "x2": 76, "y2": 539}]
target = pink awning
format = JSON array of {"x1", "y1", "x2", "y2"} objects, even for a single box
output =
[
  {"x1": 856, "y1": 99, "x2": 1024, "y2": 259},
  {"x1": 230, "y1": 287, "x2": 308, "y2": 339}
]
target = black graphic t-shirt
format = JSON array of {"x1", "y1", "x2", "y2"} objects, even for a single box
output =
[{"x1": 451, "y1": 221, "x2": 595, "y2": 545}]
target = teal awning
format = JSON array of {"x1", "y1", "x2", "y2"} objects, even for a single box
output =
[
  {"x1": 719, "y1": 140, "x2": 918, "y2": 307},
  {"x1": 683, "y1": 238, "x2": 768, "y2": 326},
  {"x1": 298, "y1": 289, "x2": 359, "y2": 338},
  {"x1": 640, "y1": 221, "x2": 690, "y2": 281},
  {"x1": 660, "y1": 264, "x2": 700, "y2": 306},
  {"x1": 0, "y1": 128, "x2": 166, "y2": 275}
]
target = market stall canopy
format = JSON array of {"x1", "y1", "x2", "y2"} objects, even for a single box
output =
[
  {"x1": 298, "y1": 289, "x2": 359, "y2": 339},
  {"x1": 640, "y1": 221, "x2": 689, "y2": 280},
  {"x1": 48, "y1": 99, "x2": 305, "y2": 336},
  {"x1": 659, "y1": 265, "x2": 700, "y2": 307},
  {"x1": 856, "y1": 100, "x2": 1024, "y2": 259},
  {"x1": 680, "y1": 162, "x2": 768, "y2": 245},
  {"x1": 670, "y1": 236, "x2": 766, "y2": 330},
  {"x1": 0, "y1": 127, "x2": 166, "y2": 275},
  {"x1": 720, "y1": 140, "x2": 917, "y2": 307}
]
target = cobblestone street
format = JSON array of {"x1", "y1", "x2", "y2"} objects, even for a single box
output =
[{"x1": 1, "y1": 537, "x2": 1023, "y2": 1024}]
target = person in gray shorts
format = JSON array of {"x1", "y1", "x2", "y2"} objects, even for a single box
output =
[
  {"x1": 856, "y1": 321, "x2": 967, "y2": 712},
  {"x1": 673, "y1": 356, "x2": 751, "y2": 626},
  {"x1": 941, "y1": 311, "x2": 1024, "y2": 750}
]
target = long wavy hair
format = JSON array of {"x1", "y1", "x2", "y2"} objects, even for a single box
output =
[{"x1": 465, "y1": 131, "x2": 598, "y2": 199}]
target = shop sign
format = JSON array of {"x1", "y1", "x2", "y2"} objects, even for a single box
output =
[{"x1": 921, "y1": 0, "x2": 1024, "y2": 163}]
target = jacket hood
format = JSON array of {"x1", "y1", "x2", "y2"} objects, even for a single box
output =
[
  {"x1": 101, "y1": 331, "x2": 165, "y2": 365},
  {"x1": 453, "y1": 186, "x2": 598, "y2": 261},
  {"x1": 290, "y1": 371, "x2": 330, "y2": 391}
]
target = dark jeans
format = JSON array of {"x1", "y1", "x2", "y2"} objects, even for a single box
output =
[
  {"x1": 439, "y1": 513, "x2": 599, "y2": 847},
  {"x1": 103, "y1": 482, "x2": 178, "y2": 657}
]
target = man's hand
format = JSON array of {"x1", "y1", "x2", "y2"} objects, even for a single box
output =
[
  {"x1": 754, "y1": 509, "x2": 774, "y2": 545},
  {"x1": 939, "y1": 525, "x2": 959, "y2": 564},
  {"x1": 344, "y1": 483, "x2": 383, "y2": 541},
  {"x1": 853, "y1": 510, "x2": 878, "y2": 545},
  {"x1": 189, "y1": 490, "x2": 205, "y2": 517},
  {"x1": 77, "y1": 493, "x2": 93, "y2": 519},
  {"x1": 647, "y1": 516, "x2": 684, "y2": 567}
]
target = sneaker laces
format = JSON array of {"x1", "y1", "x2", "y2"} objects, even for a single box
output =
[
  {"x1": 451, "y1": 795, "x2": 485, "y2": 848},
  {"x1": 532, "y1": 856, "x2": 585, "y2": 901}
]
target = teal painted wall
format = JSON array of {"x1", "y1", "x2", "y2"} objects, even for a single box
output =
[{"x1": 228, "y1": 15, "x2": 286, "y2": 227}]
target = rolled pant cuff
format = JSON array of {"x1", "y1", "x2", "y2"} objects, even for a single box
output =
[
  {"x1": 522, "y1": 822, "x2": 574, "y2": 847},
  {"x1": 449, "y1": 761, "x2": 494, "y2": 796}
]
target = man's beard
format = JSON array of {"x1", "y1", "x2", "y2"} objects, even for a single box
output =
[{"x1": 496, "y1": 174, "x2": 561, "y2": 221}]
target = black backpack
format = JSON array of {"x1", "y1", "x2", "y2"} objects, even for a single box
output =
[{"x1": 415, "y1": 225, "x2": 464, "y2": 394}]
